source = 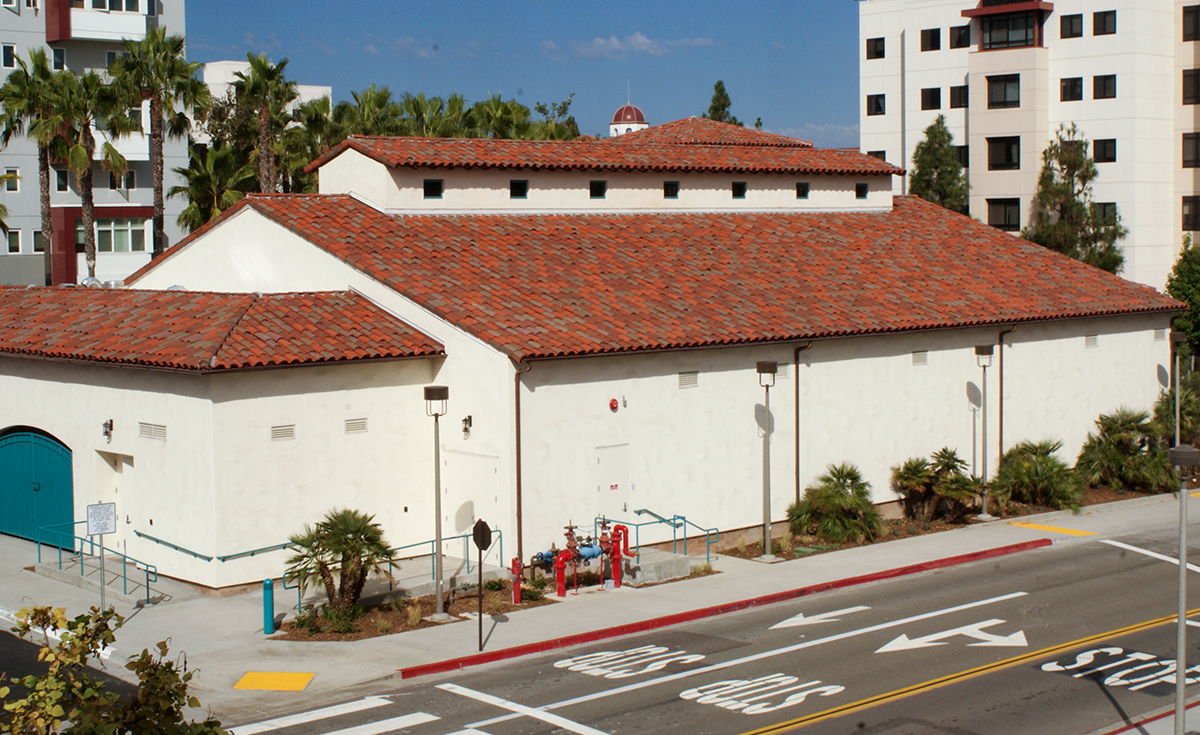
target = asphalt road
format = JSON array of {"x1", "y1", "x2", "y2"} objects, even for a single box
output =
[
  {"x1": 0, "y1": 627, "x2": 137, "y2": 702},
  {"x1": 228, "y1": 525, "x2": 1200, "y2": 735}
]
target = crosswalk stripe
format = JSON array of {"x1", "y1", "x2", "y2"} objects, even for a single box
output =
[
  {"x1": 229, "y1": 696, "x2": 394, "y2": 734},
  {"x1": 321, "y1": 712, "x2": 440, "y2": 735}
]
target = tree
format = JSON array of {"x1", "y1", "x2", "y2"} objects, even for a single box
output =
[
  {"x1": 1022, "y1": 123, "x2": 1127, "y2": 274},
  {"x1": 787, "y1": 463, "x2": 881, "y2": 544},
  {"x1": 909, "y1": 114, "x2": 969, "y2": 214},
  {"x1": 168, "y1": 143, "x2": 255, "y2": 231},
  {"x1": 110, "y1": 28, "x2": 210, "y2": 259},
  {"x1": 891, "y1": 447, "x2": 979, "y2": 521},
  {"x1": 331, "y1": 84, "x2": 405, "y2": 138},
  {"x1": 1075, "y1": 408, "x2": 1175, "y2": 493},
  {"x1": 286, "y1": 508, "x2": 396, "y2": 614},
  {"x1": 533, "y1": 94, "x2": 579, "y2": 140},
  {"x1": 232, "y1": 53, "x2": 297, "y2": 193},
  {"x1": 703, "y1": 81, "x2": 742, "y2": 127},
  {"x1": 1167, "y1": 234, "x2": 1200, "y2": 358},
  {"x1": 990, "y1": 439, "x2": 1080, "y2": 511},
  {"x1": 0, "y1": 49, "x2": 59, "y2": 285}
]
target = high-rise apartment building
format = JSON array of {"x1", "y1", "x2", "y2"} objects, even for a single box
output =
[
  {"x1": 859, "y1": 0, "x2": 1195, "y2": 289},
  {"x1": 0, "y1": 0, "x2": 188, "y2": 286}
]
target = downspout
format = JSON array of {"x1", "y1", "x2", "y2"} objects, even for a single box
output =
[
  {"x1": 794, "y1": 342, "x2": 814, "y2": 505},
  {"x1": 997, "y1": 326, "x2": 1017, "y2": 459},
  {"x1": 513, "y1": 360, "x2": 532, "y2": 563}
]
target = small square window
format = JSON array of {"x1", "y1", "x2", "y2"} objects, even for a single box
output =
[
  {"x1": 1188, "y1": 70, "x2": 1200, "y2": 105},
  {"x1": 509, "y1": 180, "x2": 528, "y2": 199},
  {"x1": 106, "y1": 51, "x2": 116, "y2": 67},
  {"x1": 988, "y1": 74, "x2": 1019, "y2": 109},
  {"x1": 4, "y1": 168, "x2": 16, "y2": 192},
  {"x1": 1094, "y1": 139, "x2": 1116, "y2": 163},
  {"x1": 921, "y1": 87, "x2": 941, "y2": 111},
  {"x1": 1186, "y1": 196, "x2": 1200, "y2": 231},
  {"x1": 950, "y1": 25, "x2": 970, "y2": 49},
  {"x1": 589, "y1": 180, "x2": 606, "y2": 199},
  {"x1": 731, "y1": 181, "x2": 747, "y2": 199},
  {"x1": 955, "y1": 145, "x2": 969, "y2": 168},
  {"x1": 988, "y1": 198, "x2": 1020, "y2": 231},
  {"x1": 796, "y1": 182, "x2": 809, "y2": 199},
  {"x1": 867, "y1": 151, "x2": 886, "y2": 161},
  {"x1": 1094, "y1": 10, "x2": 1116, "y2": 36},
  {"x1": 921, "y1": 28, "x2": 941, "y2": 51},
  {"x1": 1186, "y1": 133, "x2": 1200, "y2": 168},
  {"x1": 663, "y1": 181, "x2": 679, "y2": 199},
  {"x1": 1094, "y1": 202, "x2": 1118, "y2": 222},
  {"x1": 949, "y1": 85, "x2": 968, "y2": 109},
  {"x1": 1061, "y1": 14, "x2": 1083, "y2": 38},
  {"x1": 422, "y1": 179, "x2": 443, "y2": 199},
  {"x1": 866, "y1": 94, "x2": 885, "y2": 116},
  {"x1": 51, "y1": 48, "x2": 64, "y2": 71},
  {"x1": 1, "y1": 45, "x2": 14, "y2": 70},
  {"x1": 55, "y1": 169, "x2": 67, "y2": 192},
  {"x1": 866, "y1": 37, "x2": 885, "y2": 59},
  {"x1": 1061, "y1": 78, "x2": 1083, "y2": 102},
  {"x1": 987, "y1": 137, "x2": 1020, "y2": 171},
  {"x1": 855, "y1": 183, "x2": 869, "y2": 200},
  {"x1": 32, "y1": 231, "x2": 44, "y2": 252},
  {"x1": 0, "y1": 0, "x2": 14, "y2": 7},
  {"x1": 5, "y1": 231, "x2": 17, "y2": 253},
  {"x1": 1094, "y1": 75, "x2": 1116, "y2": 100},
  {"x1": 1187, "y1": 6, "x2": 1200, "y2": 42},
  {"x1": 109, "y1": 170, "x2": 135, "y2": 189}
]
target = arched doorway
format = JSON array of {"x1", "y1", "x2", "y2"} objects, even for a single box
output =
[{"x1": 0, "y1": 428, "x2": 74, "y2": 548}]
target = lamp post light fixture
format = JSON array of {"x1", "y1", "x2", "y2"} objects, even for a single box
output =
[
  {"x1": 757, "y1": 361, "x2": 778, "y2": 562},
  {"x1": 975, "y1": 345, "x2": 994, "y2": 521},
  {"x1": 1169, "y1": 443, "x2": 1200, "y2": 735},
  {"x1": 424, "y1": 385, "x2": 454, "y2": 622},
  {"x1": 1173, "y1": 332, "x2": 1187, "y2": 448}
]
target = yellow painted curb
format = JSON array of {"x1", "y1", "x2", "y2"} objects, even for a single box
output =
[
  {"x1": 234, "y1": 671, "x2": 315, "y2": 691},
  {"x1": 1007, "y1": 522, "x2": 1095, "y2": 537}
]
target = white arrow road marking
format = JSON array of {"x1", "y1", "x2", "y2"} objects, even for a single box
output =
[
  {"x1": 440, "y1": 683, "x2": 608, "y2": 735},
  {"x1": 468, "y1": 590, "x2": 1027, "y2": 730},
  {"x1": 875, "y1": 618, "x2": 1028, "y2": 653},
  {"x1": 229, "y1": 696, "x2": 395, "y2": 735},
  {"x1": 1100, "y1": 540, "x2": 1200, "y2": 573},
  {"x1": 770, "y1": 605, "x2": 871, "y2": 630}
]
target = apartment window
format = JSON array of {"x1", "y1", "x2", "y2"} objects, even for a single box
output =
[
  {"x1": 731, "y1": 181, "x2": 747, "y2": 199},
  {"x1": 988, "y1": 199, "x2": 1020, "y2": 231},
  {"x1": 1185, "y1": 133, "x2": 1200, "y2": 167},
  {"x1": 1094, "y1": 139, "x2": 1116, "y2": 163},
  {"x1": 1187, "y1": 5, "x2": 1200, "y2": 41},
  {"x1": 796, "y1": 182, "x2": 809, "y2": 199},
  {"x1": 950, "y1": 25, "x2": 971, "y2": 49},
  {"x1": 422, "y1": 179, "x2": 442, "y2": 199},
  {"x1": 589, "y1": 180, "x2": 606, "y2": 199},
  {"x1": 987, "y1": 137, "x2": 1020, "y2": 170},
  {"x1": 949, "y1": 85, "x2": 969, "y2": 109},
  {"x1": 921, "y1": 88, "x2": 941, "y2": 111},
  {"x1": 5, "y1": 231, "x2": 17, "y2": 253},
  {"x1": 1093, "y1": 75, "x2": 1116, "y2": 99},
  {"x1": 4, "y1": 168, "x2": 16, "y2": 192},
  {"x1": 867, "y1": 151, "x2": 886, "y2": 161},
  {"x1": 2, "y1": 45, "x2": 14, "y2": 70},
  {"x1": 663, "y1": 181, "x2": 679, "y2": 199},
  {"x1": 981, "y1": 13, "x2": 1036, "y2": 50},
  {"x1": 987, "y1": 74, "x2": 1019, "y2": 109},
  {"x1": 1061, "y1": 14, "x2": 1083, "y2": 38},
  {"x1": 1186, "y1": 196, "x2": 1200, "y2": 231},
  {"x1": 32, "y1": 231, "x2": 43, "y2": 252},
  {"x1": 509, "y1": 180, "x2": 528, "y2": 199},
  {"x1": 79, "y1": 218, "x2": 146, "y2": 253},
  {"x1": 1188, "y1": 70, "x2": 1200, "y2": 105},
  {"x1": 108, "y1": 170, "x2": 135, "y2": 189},
  {"x1": 955, "y1": 145, "x2": 969, "y2": 168},
  {"x1": 866, "y1": 94, "x2": 885, "y2": 116},
  {"x1": 0, "y1": 0, "x2": 13, "y2": 7},
  {"x1": 1094, "y1": 11, "x2": 1116, "y2": 36},
  {"x1": 25, "y1": 0, "x2": 37, "y2": 8},
  {"x1": 855, "y1": 183, "x2": 869, "y2": 200},
  {"x1": 921, "y1": 28, "x2": 941, "y2": 51},
  {"x1": 1061, "y1": 77, "x2": 1083, "y2": 102},
  {"x1": 866, "y1": 37, "x2": 885, "y2": 59},
  {"x1": 51, "y1": 48, "x2": 64, "y2": 71},
  {"x1": 1094, "y1": 202, "x2": 1118, "y2": 223},
  {"x1": 55, "y1": 169, "x2": 67, "y2": 192}
]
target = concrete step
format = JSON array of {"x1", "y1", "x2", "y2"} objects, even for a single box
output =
[{"x1": 30, "y1": 553, "x2": 199, "y2": 607}]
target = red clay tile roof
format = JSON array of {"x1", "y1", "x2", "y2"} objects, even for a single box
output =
[
  {"x1": 169, "y1": 194, "x2": 1179, "y2": 362},
  {"x1": 0, "y1": 287, "x2": 443, "y2": 371},
  {"x1": 603, "y1": 117, "x2": 812, "y2": 148},
  {"x1": 305, "y1": 126, "x2": 896, "y2": 177}
]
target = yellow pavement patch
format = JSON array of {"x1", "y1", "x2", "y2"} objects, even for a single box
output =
[
  {"x1": 1007, "y1": 522, "x2": 1095, "y2": 537},
  {"x1": 1190, "y1": 491, "x2": 1200, "y2": 498},
  {"x1": 234, "y1": 671, "x2": 315, "y2": 691}
]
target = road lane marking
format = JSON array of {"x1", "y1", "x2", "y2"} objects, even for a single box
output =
[
  {"x1": 1100, "y1": 539, "x2": 1200, "y2": 572},
  {"x1": 233, "y1": 671, "x2": 315, "y2": 691},
  {"x1": 468, "y1": 591, "x2": 1027, "y2": 729},
  {"x1": 770, "y1": 606, "x2": 871, "y2": 630},
  {"x1": 1008, "y1": 522, "x2": 1095, "y2": 537},
  {"x1": 737, "y1": 605, "x2": 1200, "y2": 734},
  {"x1": 439, "y1": 683, "x2": 608, "y2": 735},
  {"x1": 229, "y1": 696, "x2": 394, "y2": 734},
  {"x1": 875, "y1": 619, "x2": 1026, "y2": 653},
  {"x1": 321, "y1": 713, "x2": 440, "y2": 735}
]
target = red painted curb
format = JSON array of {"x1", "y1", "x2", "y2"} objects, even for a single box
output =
[{"x1": 397, "y1": 538, "x2": 1053, "y2": 680}]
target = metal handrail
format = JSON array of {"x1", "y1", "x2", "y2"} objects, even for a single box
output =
[
  {"x1": 134, "y1": 530, "x2": 213, "y2": 562},
  {"x1": 387, "y1": 528, "x2": 503, "y2": 589},
  {"x1": 594, "y1": 513, "x2": 719, "y2": 565},
  {"x1": 217, "y1": 542, "x2": 292, "y2": 562},
  {"x1": 37, "y1": 523, "x2": 158, "y2": 606},
  {"x1": 634, "y1": 508, "x2": 683, "y2": 527}
]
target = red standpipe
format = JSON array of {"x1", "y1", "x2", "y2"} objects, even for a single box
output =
[
  {"x1": 611, "y1": 525, "x2": 630, "y2": 589},
  {"x1": 511, "y1": 557, "x2": 523, "y2": 604},
  {"x1": 554, "y1": 549, "x2": 574, "y2": 597}
]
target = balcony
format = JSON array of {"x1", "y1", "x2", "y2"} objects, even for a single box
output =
[{"x1": 69, "y1": 6, "x2": 148, "y2": 41}]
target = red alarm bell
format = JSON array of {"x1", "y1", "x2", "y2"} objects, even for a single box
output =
[{"x1": 609, "y1": 398, "x2": 619, "y2": 411}]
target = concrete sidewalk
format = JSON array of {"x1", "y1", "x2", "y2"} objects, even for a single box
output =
[{"x1": 1, "y1": 493, "x2": 1196, "y2": 730}]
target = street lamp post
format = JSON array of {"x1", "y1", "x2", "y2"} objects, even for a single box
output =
[
  {"x1": 1170, "y1": 443, "x2": 1200, "y2": 735},
  {"x1": 757, "y1": 361, "x2": 778, "y2": 562},
  {"x1": 424, "y1": 385, "x2": 454, "y2": 622},
  {"x1": 1174, "y1": 331, "x2": 1186, "y2": 448},
  {"x1": 975, "y1": 345, "x2": 994, "y2": 520}
]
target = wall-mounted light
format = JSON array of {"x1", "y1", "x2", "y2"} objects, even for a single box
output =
[
  {"x1": 462, "y1": 415, "x2": 472, "y2": 438},
  {"x1": 102, "y1": 419, "x2": 113, "y2": 443}
]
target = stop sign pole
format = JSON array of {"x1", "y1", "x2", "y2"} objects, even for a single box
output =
[{"x1": 472, "y1": 519, "x2": 492, "y2": 651}]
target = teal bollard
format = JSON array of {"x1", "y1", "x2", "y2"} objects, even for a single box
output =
[{"x1": 263, "y1": 578, "x2": 274, "y2": 635}]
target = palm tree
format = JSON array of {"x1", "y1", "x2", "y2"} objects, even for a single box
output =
[
  {"x1": 110, "y1": 27, "x2": 210, "y2": 259},
  {"x1": 286, "y1": 508, "x2": 396, "y2": 614},
  {"x1": 788, "y1": 463, "x2": 880, "y2": 545},
  {"x1": 472, "y1": 94, "x2": 533, "y2": 139},
  {"x1": 279, "y1": 96, "x2": 338, "y2": 193},
  {"x1": 168, "y1": 143, "x2": 255, "y2": 232},
  {"x1": 232, "y1": 54, "x2": 297, "y2": 193},
  {"x1": 36, "y1": 71, "x2": 136, "y2": 278},
  {"x1": 0, "y1": 49, "x2": 59, "y2": 284},
  {"x1": 331, "y1": 85, "x2": 405, "y2": 137}
]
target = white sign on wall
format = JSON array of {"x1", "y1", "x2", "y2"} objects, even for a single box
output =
[{"x1": 86, "y1": 502, "x2": 116, "y2": 537}]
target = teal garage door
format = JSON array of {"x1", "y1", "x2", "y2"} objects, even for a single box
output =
[{"x1": 0, "y1": 430, "x2": 74, "y2": 548}]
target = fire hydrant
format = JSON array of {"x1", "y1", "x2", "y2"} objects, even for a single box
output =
[
  {"x1": 611, "y1": 524, "x2": 629, "y2": 588},
  {"x1": 511, "y1": 557, "x2": 523, "y2": 604}
]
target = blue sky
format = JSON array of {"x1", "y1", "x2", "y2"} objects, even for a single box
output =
[{"x1": 184, "y1": 1, "x2": 861, "y2": 148}]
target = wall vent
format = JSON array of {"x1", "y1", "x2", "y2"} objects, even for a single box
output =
[
  {"x1": 1155, "y1": 329, "x2": 1166, "y2": 341},
  {"x1": 775, "y1": 363, "x2": 788, "y2": 378},
  {"x1": 345, "y1": 418, "x2": 368, "y2": 434},
  {"x1": 1085, "y1": 335, "x2": 1098, "y2": 348},
  {"x1": 138, "y1": 422, "x2": 166, "y2": 440},
  {"x1": 271, "y1": 425, "x2": 296, "y2": 441},
  {"x1": 678, "y1": 371, "x2": 699, "y2": 388},
  {"x1": 912, "y1": 351, "x2": 928, "y2": 366}
]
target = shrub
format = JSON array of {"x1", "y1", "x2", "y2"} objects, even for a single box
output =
[
  {"x1": 788, "y1": 463, "x2": 881, "y2": 545},
  {"x1": 294, "y1": 605, "x2": 322, "y2": 636},
  {"x1": 690, "y1": 563, "x2": 714, "y2": 577},
  {"x1": 324, "y1": 605, "x2": 362, "y2": 634},
  {"x1": 1153, "y1": 371, "x2": 1200, "y2": 446},
  {"x1": 487, "y1": 599, "x2": 505, "y2": 615},
  {"x1": 286, "y1": 508, "x2": 397, "y2": 614},
  {"x1": 891, "y1": 448, "x2": 979, "y2": 522},
  {"x1": 991, "y1": 439, "x2": 1081, "y2": 511},
  {"x1": 484, "y1": 578, "x2": 505, "y2": 592},
  {"x1": 406, "y1": 604, "x2": 422, "y2": 627},
  {"x1": 1075, "y1": 408, "x2": 1176, "y2": 493},
  {"x1": 523, "y1": 587, "x2": 545, "y2": 602}
]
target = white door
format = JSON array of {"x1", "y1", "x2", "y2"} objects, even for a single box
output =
[
  {"x1": 595, "y1": 443, "x2": 631, "y2": 524},
  {"x1": 443, "y1": 450, "x2": 500, "y2": 546}
]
